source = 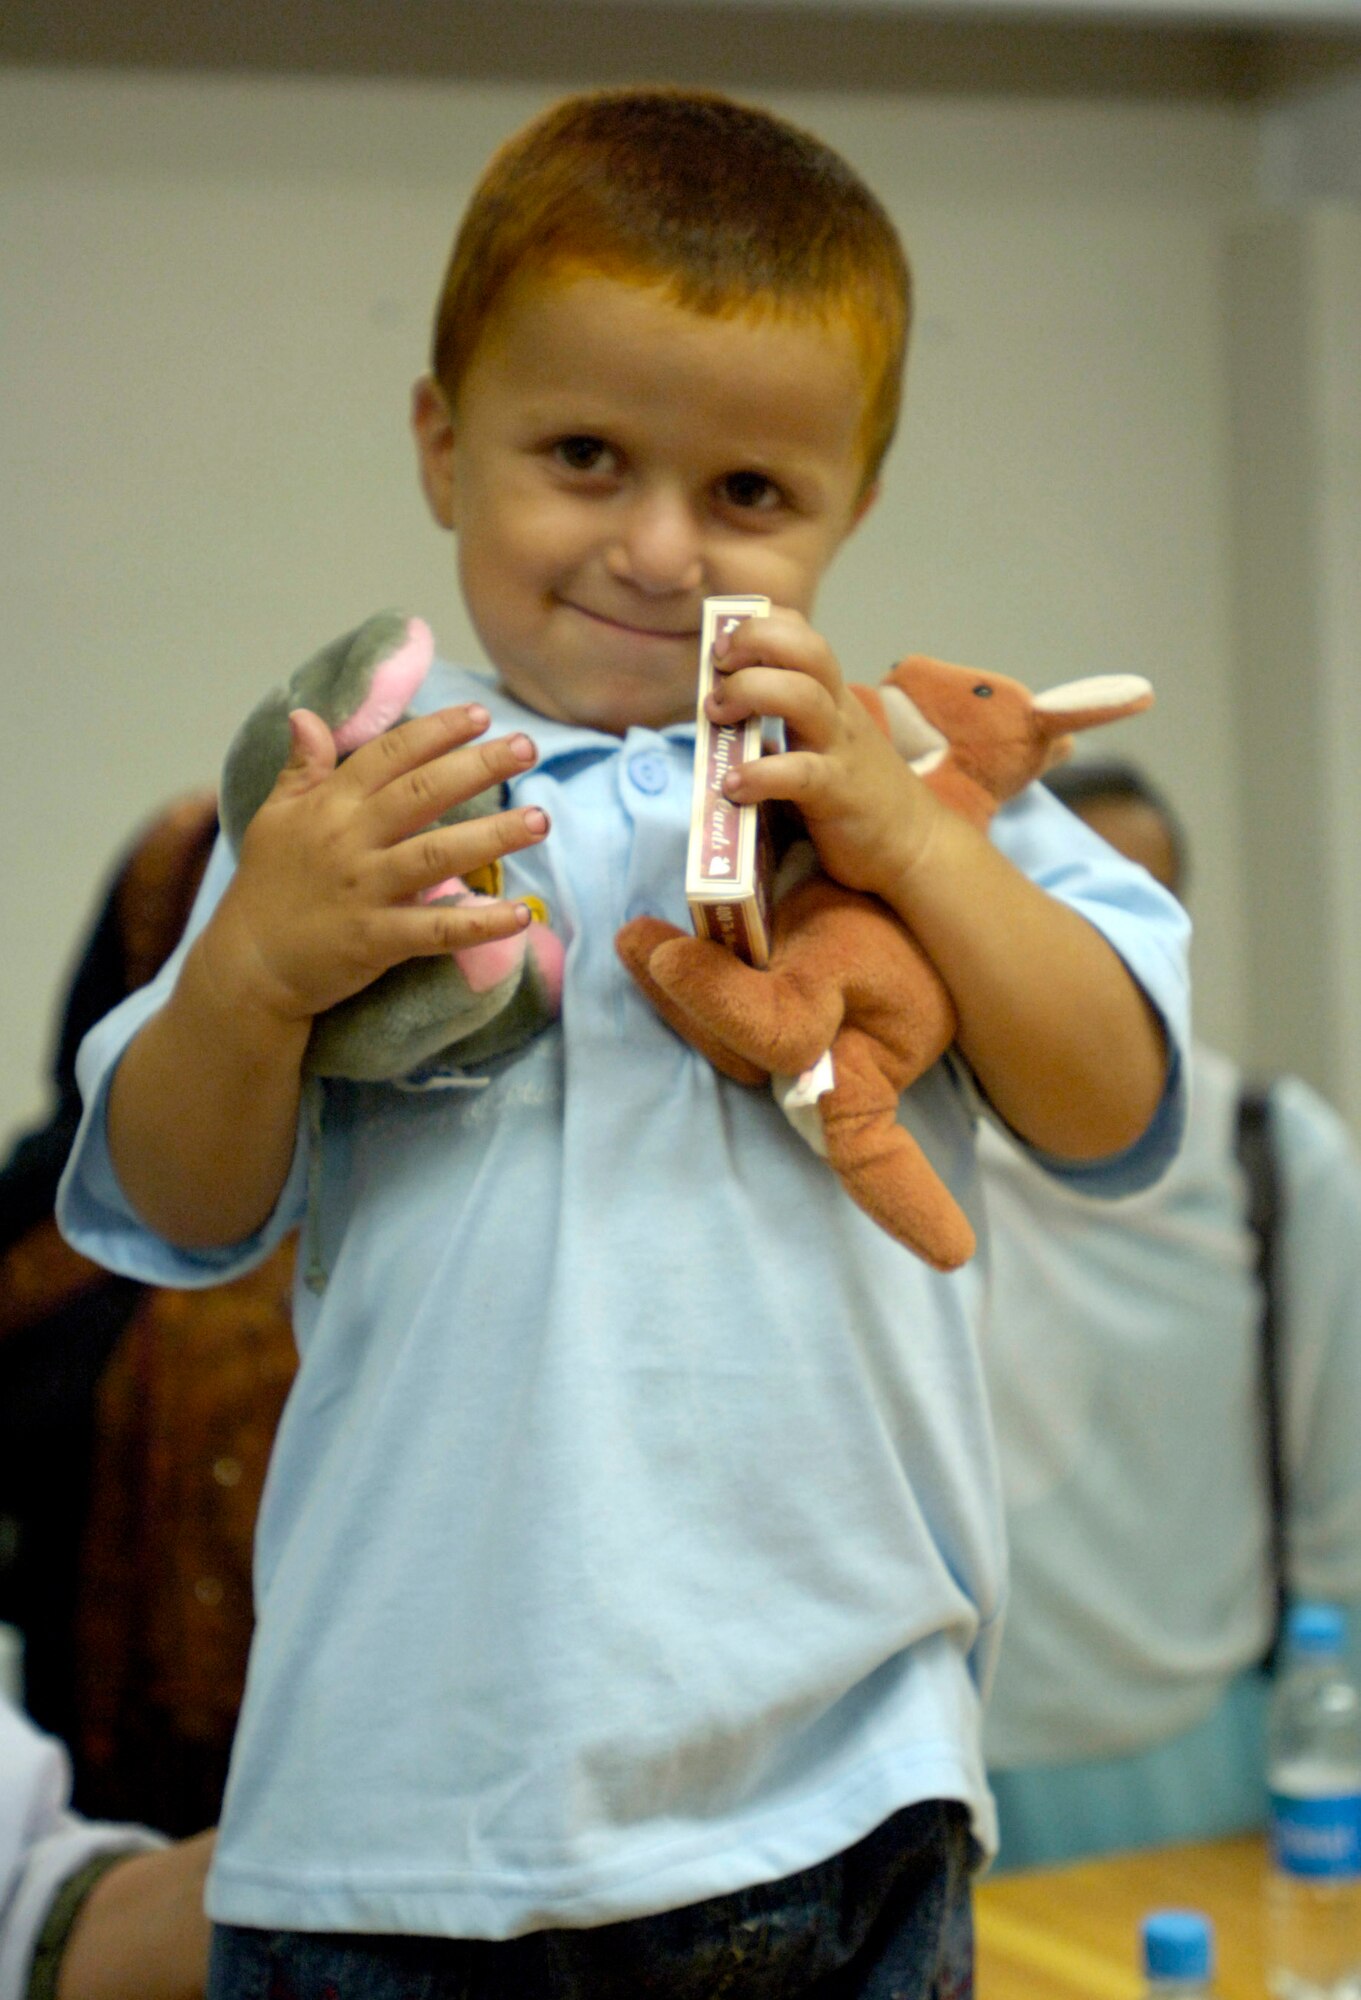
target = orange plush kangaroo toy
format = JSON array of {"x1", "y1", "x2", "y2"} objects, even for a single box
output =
[{"x1": 616, "y1": 656, "x2": 1153, "y2": 1270}]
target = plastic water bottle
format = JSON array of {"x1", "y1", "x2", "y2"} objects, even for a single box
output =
[
  {"x1": 1140, "y1": 1909, "x2": 1217, "y2": 1994},
  {"x1": 1267, "y1": 1602, "x2": 1361, "y2": 1999}
]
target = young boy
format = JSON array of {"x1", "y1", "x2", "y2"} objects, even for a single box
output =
[{"x1": 58, "y1": 89, "x2": 1189, "y2": 1998}]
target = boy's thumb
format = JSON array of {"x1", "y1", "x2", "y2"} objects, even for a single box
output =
[{"x1": 280, "y1": 707, "x2": 338, "y2": 790}]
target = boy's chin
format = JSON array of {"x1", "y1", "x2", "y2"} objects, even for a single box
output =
[{"x1": 498, "y1": 666, "x2": 694, "y2": 737}]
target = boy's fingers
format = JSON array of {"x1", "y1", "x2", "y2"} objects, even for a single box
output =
[
  {"x1": 709, "y1": 667, "x2": 836, "y2": 751},
  {"x1": 713, "y1": 605, "x2": 808, "y2": 665},
  {"x1": 337, "y1": 703, "x2": 499, "y2": 795},
  {"x1": 275, "y1": 708, "x2": 338, "y2": 793},
  {"x1": 720, "y1": 746, "x2": 825, "y2": 810},
  {"x1": 713, "y1": 609, "x2": 838, "y2": 691},
  {"x1": 382, "y1": 805, "x2": 551, "y2": 903},
  {"x1": 367, "y1": 728, "x2": 540, "y2": 844},
  {"x1": 381, "y1": 896, "x2": 535, "y2": 962}
]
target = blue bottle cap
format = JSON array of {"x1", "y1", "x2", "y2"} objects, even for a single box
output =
[
  {"x1": 1287, "y1": 1602, "x2": 1346, "y2": 1655},
  {"x1": 1142, "y1": 1908, "x2": 1213, "y2": 1980}
]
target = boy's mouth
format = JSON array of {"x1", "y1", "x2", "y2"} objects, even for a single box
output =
[{"x1": 565, "y1": 602, "x2": 701, "y2": 645}]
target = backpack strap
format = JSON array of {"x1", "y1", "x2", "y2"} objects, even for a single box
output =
[{"x1": 1235, "y1": 1083, "x2": 1288, "y2": 1674}]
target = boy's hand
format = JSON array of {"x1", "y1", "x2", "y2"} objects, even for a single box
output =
[
  {"x1": 207, "y1": 703, "x2": 550, "y2": 1030},
  {"x1": 707, "y1": 607, "x2": 943, "y2": 902},
  {"x1": 710, "y1": 606, "x2": 1171, "y2": 1163}
]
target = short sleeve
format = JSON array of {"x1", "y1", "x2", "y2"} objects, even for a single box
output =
[
  {"x1": 1274, "y1": 1076, "x2": 1361, "y2": 1611},
  {"x1": 55, "y1": 836, "x2": 309, "y2": 1289}
]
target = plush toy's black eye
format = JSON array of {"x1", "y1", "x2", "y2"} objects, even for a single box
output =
[{"x1": 972, "y1": 683, "x2": 994, "y2": 698}]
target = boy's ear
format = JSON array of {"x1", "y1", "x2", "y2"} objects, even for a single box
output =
[
  {"x1": 849, "y1": 478, "x2": 880, "y2": 535},
  {"x1": 411, "y1": 374, "x2": 458, "y2": 530}
]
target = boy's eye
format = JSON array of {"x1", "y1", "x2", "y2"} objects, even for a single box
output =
[
  {"x1": 720, "y1": 470, "x2": 782, "y2": 513},
  {"x1": 553, "y1": 435, "x2": 612, "y2": 474}
]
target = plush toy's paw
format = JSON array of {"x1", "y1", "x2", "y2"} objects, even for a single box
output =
[
  {"x1": 640, "y1": 927, "x2": 844, "y2": 1079},
  {"x1": 817, "y1": 1031, "x2": 977, "y2": 1271},
  {"x1": 305, "y1": 906, "x2": 564, "y2": 1081},
  {"x1": 425, "y1": 881, "x2": 541, "y2": 995},
  {"x1": 437, "y1": 917, "x2": 564, "y2": 1072},
  {"x1": 615, "y1": 918, "x2": 767, "y2": 1086}
]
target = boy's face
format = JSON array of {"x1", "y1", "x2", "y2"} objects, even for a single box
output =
[{"x1": 413, "y1": 272, "x2": 876, "y2": 734}]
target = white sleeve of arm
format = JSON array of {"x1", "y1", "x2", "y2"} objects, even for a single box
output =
[{"x1": 0, "y1": 1703, "x2": 163, "y2": 2000}]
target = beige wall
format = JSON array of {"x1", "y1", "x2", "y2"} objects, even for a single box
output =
[{"x1": 0, "y1": 59, "x2": 1350, "y2": 1146}]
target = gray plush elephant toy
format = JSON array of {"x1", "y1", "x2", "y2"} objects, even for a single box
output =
[{"x1": 220, "y1": 611, "x2": 562, "y2": 1084}]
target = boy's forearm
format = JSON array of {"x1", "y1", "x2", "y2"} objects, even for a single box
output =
[
  {"x1": 107, "y1": 923, "x2": 310, "y2": 1250},
  {"x1": 54, "y1": 1831, "x2": 214, "y2": 2000},
  {"x1": 880, "y1": 810, "x2": 1168, "y2": 1160}
]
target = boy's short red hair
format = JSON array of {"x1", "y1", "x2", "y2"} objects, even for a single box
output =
[{"x1": 431, "y1": 87, "x2": 911, "y2": 492}]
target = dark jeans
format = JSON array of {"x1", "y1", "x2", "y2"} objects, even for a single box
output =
[{"x1": 208, "y1": 1798, "x2": 974, "y2": 1999}]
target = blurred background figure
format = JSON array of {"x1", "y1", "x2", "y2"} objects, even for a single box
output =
[
  {"x1": 0, "y1": 1691, "x2": 212, "y2": 2000},
  {"x1": 980, "y1": 760, "x2": 1361, "y2": 1870},
  {"x1": 0, "y1": 795, "x2": 296, "y2": 1837}
]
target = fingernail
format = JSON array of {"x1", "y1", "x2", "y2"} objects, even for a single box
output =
[
  {"x1": 466, "y1": 704, "x2": 490, "y2": 729},
  {"x1": 509, "y1": 733, "x2": 536, "y2": 763},
  {"x1": 722, "y1": 771, "x2": 743, "y2": 797},
  {"x1": 712, "y1": 631, "x2": 730, "y2": 660},
  {"x1": 513, "y1": 902, "x2": 532, "y2": 927},
  {"x1": 524, "y1": 807, "x2": 550, "y2": 836}
]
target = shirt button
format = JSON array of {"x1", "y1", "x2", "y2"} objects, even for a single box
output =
[
  {"x1": 627, "y1": 752, "x2": 671, "y2": 796},
  {"x1": 213, "y1": 1456, "x2": 243, "y2": 1487}
]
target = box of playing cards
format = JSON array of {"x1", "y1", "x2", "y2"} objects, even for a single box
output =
[{"x1": 685, "y1": 595, "x2": 774, "y2": 966}]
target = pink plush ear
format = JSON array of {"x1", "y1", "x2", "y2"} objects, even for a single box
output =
[{"x1": 332, "y1": 617, "x2": 435, "y2": 754}]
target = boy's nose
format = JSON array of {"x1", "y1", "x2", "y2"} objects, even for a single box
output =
[{"x1": 604, "y1": 490, "x2": 705, "y2": 596}]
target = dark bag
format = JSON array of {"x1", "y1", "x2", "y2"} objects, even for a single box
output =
[{"x1": 1234, "y1": 1083, "x2": 1288, "y2": 1674}]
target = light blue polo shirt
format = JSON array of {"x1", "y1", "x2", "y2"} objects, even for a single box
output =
[{"x1": 58, "y1": 660, "x2": 1189, "y2": 1938}]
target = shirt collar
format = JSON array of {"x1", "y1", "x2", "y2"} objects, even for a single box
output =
[{"x1": 438, "y1": 661, "x2": 698, "y2": 774}]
